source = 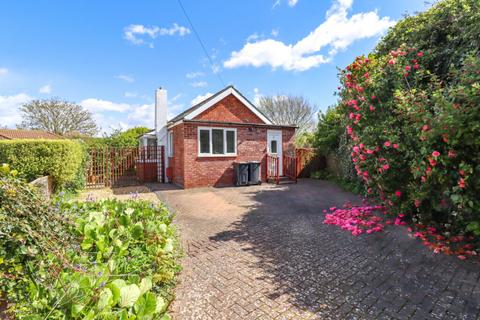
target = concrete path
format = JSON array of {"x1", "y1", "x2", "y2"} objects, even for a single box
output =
[{"x1": 155, "y1": 179, "x2": 480, "y2": 320}]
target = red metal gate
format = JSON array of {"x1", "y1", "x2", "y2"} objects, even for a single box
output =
[{"x1": 86, "y1": 146, "x2": 164, "y2": 189}]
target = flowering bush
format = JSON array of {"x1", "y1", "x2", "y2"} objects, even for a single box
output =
[
  {"x1": 0, "y1": 164, "x2": 180, "y2": 319},
  {"x1": 336, "y1": 46, "x2": 480, "y2": 240}
]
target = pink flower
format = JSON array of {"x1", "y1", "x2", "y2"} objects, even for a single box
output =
[
  {"x1": 382, "y1": 164, "x2": 390, "y2": 170},
  {"x1": 414, "y1": 64, "x2": 420, "y2": 70},
  {"x1": 366, "y1": 149, "x2": 374, "y2": 154},
  {"x1": 429, "y1": 159, "x2": 437, "y2": 167},
  {"x1": 417, "y1": 52, "x2": 424, "y2": 57},
  {"x1": 432, "y1": 151, "x2": 440, "y2": 158},
  {"x1": 457, "y1": 255, "x2": 466, "y2": 260},
  {"x1": 353, "y1": 146, "x2": 360, "y2": 153},
  {"x1": 349, "y1": 112, "x2": 355, "y2": 119},
  {"x1": 369, "y1": 105, "x2": 375, "y2": 111},
  {"x1": 422, "y1": 125, "x2": 429, "y2": 131},
  {"x1": 388, "y1": 59, "x2": 395, "y2": 65},
  {"x1": 384, "y1": 141, "x2": 391, "y2": 147},
  {"x1": 394, "y1": 190, "x2": 402, "y2": 197},
  {"x1": 405, "y1": 65, "x2": 411, "y2": 72},
  {"x1": 371, "y1": 95, "x2": 376, "y2": 99},
  {"x1": 359, "y1": 143, "x2": 364, "y2": 148},
  {"x1": 458, "y1": 178, "x2": 466, "y2": 188},
  {"x1": 393, "y1": 143, "x2": 399, "y2": 149}
]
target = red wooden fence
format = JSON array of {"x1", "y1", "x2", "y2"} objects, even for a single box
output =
[
  {"x1": 86, "y1": 146, "x2": 164, "y2": 189},
  {"x1": 266, "y1": 155, "x2": 280, "y2": 184}
]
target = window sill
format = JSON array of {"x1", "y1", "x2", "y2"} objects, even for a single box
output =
[{"x1": 197, "y1": 154, "x2": 237, "y2": 158}]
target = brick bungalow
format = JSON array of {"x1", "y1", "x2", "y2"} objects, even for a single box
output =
[{"x1": 140, "y1": 85, "x2": 296, "y2": 189}]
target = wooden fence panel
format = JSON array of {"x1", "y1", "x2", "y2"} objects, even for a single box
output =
[{"x1": 295, "y1": 148, "x2": 326, "y2": 178}]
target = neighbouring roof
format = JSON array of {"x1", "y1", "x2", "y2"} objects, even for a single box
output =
[
  {"x1": 168, "y1": 85, "x2": 273, "y2": 126},
  {"x1": 0, "y1": 129, "x2": 62, "y2": 140}
]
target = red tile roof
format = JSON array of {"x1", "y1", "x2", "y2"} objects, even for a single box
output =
[{"x1": 0, "y1": 129, "x2": 62, "y2": 140}]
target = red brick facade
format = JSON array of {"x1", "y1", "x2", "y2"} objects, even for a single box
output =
[
  {"x1": 194, "y1": 95, "x2": 265, "y2": 124},
  {"x1": 167, "y1": 94, "x2": 296, "y2": 188}
]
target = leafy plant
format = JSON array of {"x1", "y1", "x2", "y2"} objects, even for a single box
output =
[{"x1": 0, "y1": 165, "x2": 180, "y2": 319}]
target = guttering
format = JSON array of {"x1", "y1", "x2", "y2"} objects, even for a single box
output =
[{"x1": 181, "y1": 119, "x2": 297, "y2": 129}]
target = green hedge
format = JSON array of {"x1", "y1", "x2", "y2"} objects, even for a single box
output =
[{"x1": 0, "y1": 139, "x2": 86, "y2": 189}]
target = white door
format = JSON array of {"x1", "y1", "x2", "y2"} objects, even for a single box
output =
[{"x1": 267, "y1": 130, "x2": 283, "y2": 176}]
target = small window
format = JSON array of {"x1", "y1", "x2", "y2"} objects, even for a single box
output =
[
  {"x1": 212, "y1": 129, "x2": 224, "y2": 154},
  {"x1": 167, "y1": 131, "x2": 174, "y2": 157},
  {"x1": 199, "y1": 129, "x2": 210, "y2": 154},
  {"x1": 270, "y1": 140, "x2": 278, "y2": 154}
]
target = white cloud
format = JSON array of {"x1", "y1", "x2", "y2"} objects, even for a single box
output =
[
  {"x1": 124, "y1": 91, "x2": 138, "y2": 98},
  {"x1": 246, "y1": 33, "x2": 261, "y2": 43},
  {"x1": 288, "y1": 0, "x2": 299, "y2": 7},
  {"x1": 191, "y1": 92, "x2": 213, "y2": 106},
  {"x1": 190, "y1": 81, "x2": 208, "y2": 88},
  {"x1": 39, "y1": 84, "x2": 51, "y2": 94},
  {"x1": 0, "y1": 68, "x2": 8, "y2": 77},
  {"x1": 123, "y1": 23, "x2": 190, "y2": 46},
  {"x1": 253, "y1": 88, "x2": 262, "y2": 106},
  {"x1": 224, "y1": 0, "x2": 394, "y2": 71},
  {"x1": 127, "y1": 103, "x2": 154, "y2": 127},
  {"x1": 272, "y1": 0, "x2": 280, "y2": 9},
  {"x1": 80, "y1": 98, "x2": 131, "y2": 112},
  {"x1": 116, "y1": 74, "x2": 135, "y2": 83},
  {"x1": 271, "y1": 28, "x2": 279, "y2": 37},
  {"x1": 186, "y1": 71, "x2": 204, "y2": 79},
  {"x1": 0, "y1": 93, "x2": 32, "y2": 128}
]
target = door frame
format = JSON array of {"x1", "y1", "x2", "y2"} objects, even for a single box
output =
[{"x1": 267, "y1": 130, "x2": 283, "y2": 176}]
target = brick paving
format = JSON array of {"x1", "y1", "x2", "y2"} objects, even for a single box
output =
[{"x1": 155, "y1": 179, "x2": 480, "y2": 320}]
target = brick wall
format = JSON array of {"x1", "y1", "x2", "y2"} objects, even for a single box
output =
[
  {"x1": 194, "y1": 95, "x2": 264, "y2": 124},
  {"x1": 170, "y1": 124, "x2": 185, "y2": 187}
]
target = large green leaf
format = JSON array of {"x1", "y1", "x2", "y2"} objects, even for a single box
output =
[
  {"x1": 139, "y1": 277, "x2": 152, "y2": 295},
  {"x1": 134, "y1": 292, "x2": 157, "y2": 318},
  {"x1": 119, "y1": 284, "x2": 141, "y2": 308},
  {"x1": 108, "y1": 279, "x2": 127, "y2": 305},
  {"x1": 97, "y1": 288, "x2": 113, "y2": 310}
]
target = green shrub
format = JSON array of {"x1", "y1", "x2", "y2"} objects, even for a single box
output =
[
  {"x1": 0, "y1": 164, "x2": 180, "y2": 319},
  {"x1": 0, "y1": 139, "x2": 86, "y2": 189}
]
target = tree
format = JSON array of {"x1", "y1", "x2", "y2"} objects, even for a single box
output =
[
  {"x1": 258, "y1": 95, "x2": 317, "y2": 133},
  {"x1": 314, "y1": 106, "x2": 343, "y2": 153},
  {"x1": 18, "y1": 98, "x2": 98, "y2": 136}
]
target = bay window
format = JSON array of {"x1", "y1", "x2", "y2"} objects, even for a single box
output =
[{"x1": 198, "y1": 127, "x2": 237, "y2": 156}]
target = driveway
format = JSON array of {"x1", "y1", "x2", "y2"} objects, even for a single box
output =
[{"x1": 154, "y1": 179, "x2": 480, "y2": 320}]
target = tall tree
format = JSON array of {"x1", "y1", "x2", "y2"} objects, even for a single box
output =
[
  {"x1": 18, "y1": 98, "x2": 98, "y2": 136},
  {"x1": 258, "y1": 95, "x2": 317, "y2": 133}
]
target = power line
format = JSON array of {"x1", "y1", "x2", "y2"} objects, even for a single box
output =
[{"x1": 177, "y1": 0, "x2": 226, "y2": 87}]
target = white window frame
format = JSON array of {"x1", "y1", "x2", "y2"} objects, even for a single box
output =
[
  {"x1": 198, "y1": 126, "x2": 237, "y2": 157},
  {"x1": 167, "y1": 131, "x2": 174, "y2": 157}
]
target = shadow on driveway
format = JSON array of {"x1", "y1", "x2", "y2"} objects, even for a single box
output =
[{"x1": 159, "y1": 179, "x2": 480, "y2": 320}]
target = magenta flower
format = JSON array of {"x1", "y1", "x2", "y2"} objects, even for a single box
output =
[
  {"x1": 432, "y1": 151, "x2": 440, "y2": 158},
  {"x1": 394, "y1": 190, "x2": 402, "y2": 197},
  {"x1": 384, "y1": 141, "x2": 391, "y2": 147}
]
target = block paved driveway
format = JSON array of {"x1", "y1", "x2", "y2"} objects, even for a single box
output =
[{"x1": 153, "y1": 179, "x2": 480, "y2": 320}]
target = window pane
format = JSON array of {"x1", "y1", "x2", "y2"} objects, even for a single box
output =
[
  {"x1": 212, "y1": 129, "x2": 224, "y2": 154},
  {"x1": 199, "y1": 130, "x2": 210, "y2": 154},
  {"x1": 226, "y1": 131, "x2": 235, "y2": 153},
  {"x1": 270, "y1": 140, "x2": 277, "y2": 153}
]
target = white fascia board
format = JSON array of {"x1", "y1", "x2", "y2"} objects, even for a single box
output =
[{"x1": 184, "y1": 87, "x2": 272, "y2": 125}]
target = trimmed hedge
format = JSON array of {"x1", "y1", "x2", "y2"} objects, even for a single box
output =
[{"x1": 0, "y1": 139, "x2": 86, "y2": 189}]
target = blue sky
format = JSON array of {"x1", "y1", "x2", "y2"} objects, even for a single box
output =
[{"x1": 0, "y1": 0, "x2": 430, "y2": 135}]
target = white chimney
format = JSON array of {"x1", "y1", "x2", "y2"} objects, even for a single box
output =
[{"x1": 155, "y1": 87, "x2": 168, "y2": 147}]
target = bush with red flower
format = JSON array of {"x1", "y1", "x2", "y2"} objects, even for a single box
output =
[{"x1": 335, "y1": 46, "x2": 480, "y2": 246}]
